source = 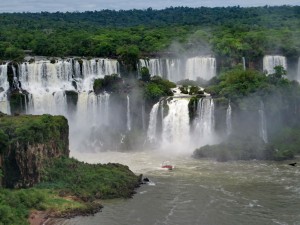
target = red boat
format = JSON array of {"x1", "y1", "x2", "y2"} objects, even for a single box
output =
[{"x1": 161, "y1": 161, "x2": 174, "y2": 170}]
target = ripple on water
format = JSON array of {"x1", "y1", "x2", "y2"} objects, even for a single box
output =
[{"x1": 54, "y1": 151, "x2": 300, "y2": 225}]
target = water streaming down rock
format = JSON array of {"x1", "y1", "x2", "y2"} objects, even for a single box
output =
[
  {"x1": 297, "y1": 57, "x2": 300, "y2": 81},
  {"x1": 1, "y1": 58, "x2": 119, "y2": 150},
  {"x1": 194, "y1": 98, "x2": 215, "y2": 145},
  {"x1": 259, "y1": 101, "x2": 268, "y2": 143},
  {"x1": 185, "y1": 57, "x2": 216, "y2": 81},
  {"x1": 139, "y1": 59, "x2": 163, "y2": 77},
  {"x1": 139, "y1": 56, "x2": 216, "y2": 82},
  {"x1": 242, "y1": 57, "x2": 246, "y2": 70},
  {"x1": 226, "y1": 102, "x2": 232, "y2": 136},
  {"x1": 72, "y1": 92, "x2": 111, "y2": 151},
  {"x1": 0, "y1": 63, "x2": 10, "y2": 114},
  {"x1": 147, "y1": 102, "x2": 160, "y2": 144},
  {"x1": 263, "y1": 55, "x2": 287, "y2": 75},
  {"x1": 162, "y1": 98, "x2": 190, "y2": 150},
  {"x1": 127, "y1": 95, "x2": 131, "y2": 131}
]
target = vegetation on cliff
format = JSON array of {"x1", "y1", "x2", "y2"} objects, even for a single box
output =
[
  {"x1": 0, "y1": 157, "x2": 140, "y2": 225},
  {"x1": 0, "y1": 114, "x2": 141, "y2": 225},
  {"x1": 194, "y1": 66, "x2": 300, "y2": 161}
]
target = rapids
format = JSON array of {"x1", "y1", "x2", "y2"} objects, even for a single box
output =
[{"x1": 49, "y1": 151, "x2": 300, "y2": 225}]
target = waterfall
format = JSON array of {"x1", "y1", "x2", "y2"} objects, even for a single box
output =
[
  {"x1": 72, "y1": 92, "x2": 111, "y2": 151},
  {"x1": 194, "y1": 98, "x2": 215, "y2": 143},
  {"x1": 162, "y1": 99, "x2": 190, "y2": 149},
  {"x1": 127, "y1": 95, "x2": 131, "y2": 131},
  {"x1": 164, "y1": 58, "x2": 182, "y2": 82},
  {"x1": 0, "y1": 63, "x2": 10, "y2": 114},
  {"x1": 297, "y1": 57, "x2": 300, "y2": 81},
  {"x1": 139, "y1": 59, "x2": 163, "y2": 77},
  {"x1": 242, "y1": 57, "x2": 246, "y2": 70},
  {"x1": 139, "y1": 56, "x2": 216, "y2": 82},
  {"x1": 263, "y1": 55, "x2": 287, "y2": 75},
  {"x1": 141, "y1": 102, "x2": 146, "y2": 131},
  {"x1": 259, "y1": 101, "x2": 268, "y2": 143},
  {"x1": 226, "y1": 103, "x2": 232, "y2": 136},
  {"x1": 185, "y1": 57, "x2": 216, "y2": 81},
  {"x1": 0, "y1": 58, "x2": 121, "y2": 151},
  {"x1": 147, "y1": 102, "x2": 160, "y2": 143}
]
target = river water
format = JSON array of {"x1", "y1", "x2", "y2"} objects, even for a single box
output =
[{"x1": 50, "y1": 151, "x2": 300, "y2": 225}]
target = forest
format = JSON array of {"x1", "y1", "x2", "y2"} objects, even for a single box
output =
[{"x1": 0, "y1": 6, "x2": 299, "y2": 61}]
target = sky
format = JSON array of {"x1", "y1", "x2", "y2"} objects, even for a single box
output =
[{"x1": 0, "y1": 0, "x2": 299, "y2": 12}]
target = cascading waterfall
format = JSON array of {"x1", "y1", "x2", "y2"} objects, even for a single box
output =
[
  {"x1": 0, "y1": 58, "x2": 119, "y2": 151},
  {"x1": 147, "y1": 102, "x2": 160, "y2": 143},
  {"x1": 0, "y1": 63, "x2": 10, "y2": 114},
  {"x1": 146, "y1": 96, "x2": 217, "y2": 151},
  {"x1": 164, "y1": 58, "x2": 182, "y2": 81},
  {"x1": 140, "y1": 59, "x2": 163, "y2": 77},
  {"x1": 141, "y1": 102, "x2": 146, "y2": 131},
  {"x1": 127, "y1": 95, "x2": 131, "y2": 131},
  {"x1": 69, "y1": 92, "x2": 111, "y2": 152},
  {"x1": 297, "y1": 57, "x2": 300, "y2": 81},
  {"x1": 194, "y1": 98, "x2": 215, "y2": 145},
  {"x1": 162, "y1": 99, "x2": 190, "y2": 150},
  {"x1": 242, "y1": 57, "x2": 246, "y2": 71},
  {"x1": 226, "y1": 103, "x2": 232, "y2": 136},
  {"x1": 263, "y1": 55, "x2": 287, "y2": 75},
  {"x1": 259, "y1": 101, "x2": 268, "y2": 143},
  {"x1": 185, "y1": 57, "x2": 216, "y2": 81},
  {"x1": 139, "y1": 56, "x2": 216, "y2": 82}
]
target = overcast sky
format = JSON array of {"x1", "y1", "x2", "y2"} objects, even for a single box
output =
[{"x1": 0, "y1": 0, "x2": 299, "y2": 13}]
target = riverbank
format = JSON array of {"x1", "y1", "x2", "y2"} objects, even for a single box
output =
[{"x1": 0, "y1": 157, "x2": 141, "y2": 225}]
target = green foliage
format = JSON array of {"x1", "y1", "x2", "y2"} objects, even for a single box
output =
[
  {"x1": 9, "y1": 91, "x2": 28, "y2": 115},
  {"x1": 38, "y1": 157, "x2": 139, "y2": 200},
  {"x1": 189, "y1": 86, "x2": 200, "y2": 95},
  {"x1": 143, "y1": 76, "x2": 176, "y2": 103},
  {"x1": 217, "y1": 67, "x2": 267, "y2": 99},
  {"x1": 0, "y1": 188, "x2": 86, "y2": 225},
  {"x1": 0, "y1": 7, "x2": 299, "y2": 60},
  {"x1": 140, "y1": 67, "x2": 151, "y2": 82},
  {"x1": 192, "y1": 134, "x2": 293, "y2": 162},
  {"x1": 269, "y1": 128, "x2": 300, "y2": 158},
  {"x1": 117, "y1": 45, "x2": 140, "y2": 72},
  {"x1": 93, "y1": 75, "x2": 123, "y2": 94},
  {"x1": 188, "y1": 97, "x2": 199, "y2": 123},
  {"x1": 0, "y1": 114, "x2": 68, "y2": 151},
  {"x1": 179, "y1": 86, "x2": 189, "y2": 94}
]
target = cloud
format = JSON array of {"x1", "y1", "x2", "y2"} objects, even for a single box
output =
[{"x1": 0, "y1": 0, "x2": 299, "y2": 12}]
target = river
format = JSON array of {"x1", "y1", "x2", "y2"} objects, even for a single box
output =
[{"x1": 49, "y1": 151, "x2": 300, "y2": 225}]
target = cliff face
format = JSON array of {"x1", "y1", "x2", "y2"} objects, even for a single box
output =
[{"x1": 0, "y1": 114, "x2": 69, "y2": 188}]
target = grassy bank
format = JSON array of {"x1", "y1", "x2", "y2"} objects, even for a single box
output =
[{"x1": 0, "y1": 157, "x2": 141, "y2": 225}]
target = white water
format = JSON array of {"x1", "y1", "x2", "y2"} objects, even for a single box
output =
[
  {"x1": 242, "y1": 57, "x2": 246, "y2": 70},
  {"x1": 162, "y1": 98, "x2": 190, "y2": 152},
  {"x1": 140, "y1": 58, "x2": 163, "y2": 77},
  {"x1": 297, "y1": 57, "x2": 300, "y2": 81},
  {"x1": 185, "y1": 56, "x2": 216, "y2": 81},
  {"x1": 226, "y1": 103, "x2": 232, "y2": 136},
  {"x1": 147, "y1": 102, "x2": 160, "y2": 144},
  {"x1": 127, "y1": 95, "x2": 131, "y2": 131},
  {"x1": 194, "y1": 98, "x2": 215, "y2": 145},
  {"x1": 56, "y1": 151, "x2": 300, "y2": 225},
  {"x1": 139, "y1": 56, "x2": 216, "y2": 82},
  {"x1": 2, "y1": 58, "x2": 118, "y2": 151},
  {"x1": 0, "y1": 63, "x2": 10, "y2": 114},
  {"x1": 259, "y1": 101, "x2": 268, "y2": 143},
  {"x1": 263, "y1": 55, "x2": 287, "y2": 75}
]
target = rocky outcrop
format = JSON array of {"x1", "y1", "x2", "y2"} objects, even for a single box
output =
[{"x1": 0, "y1": 114, "x2": 69, "y2": 188}]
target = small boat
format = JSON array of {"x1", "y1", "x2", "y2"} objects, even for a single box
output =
[{"x1": 161, "y1": 161, "x2": 174, "y2": 170}]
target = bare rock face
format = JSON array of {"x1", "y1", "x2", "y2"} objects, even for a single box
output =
[{"x1": 0, "y1": 114, "x2": 69, "y2": 188}]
